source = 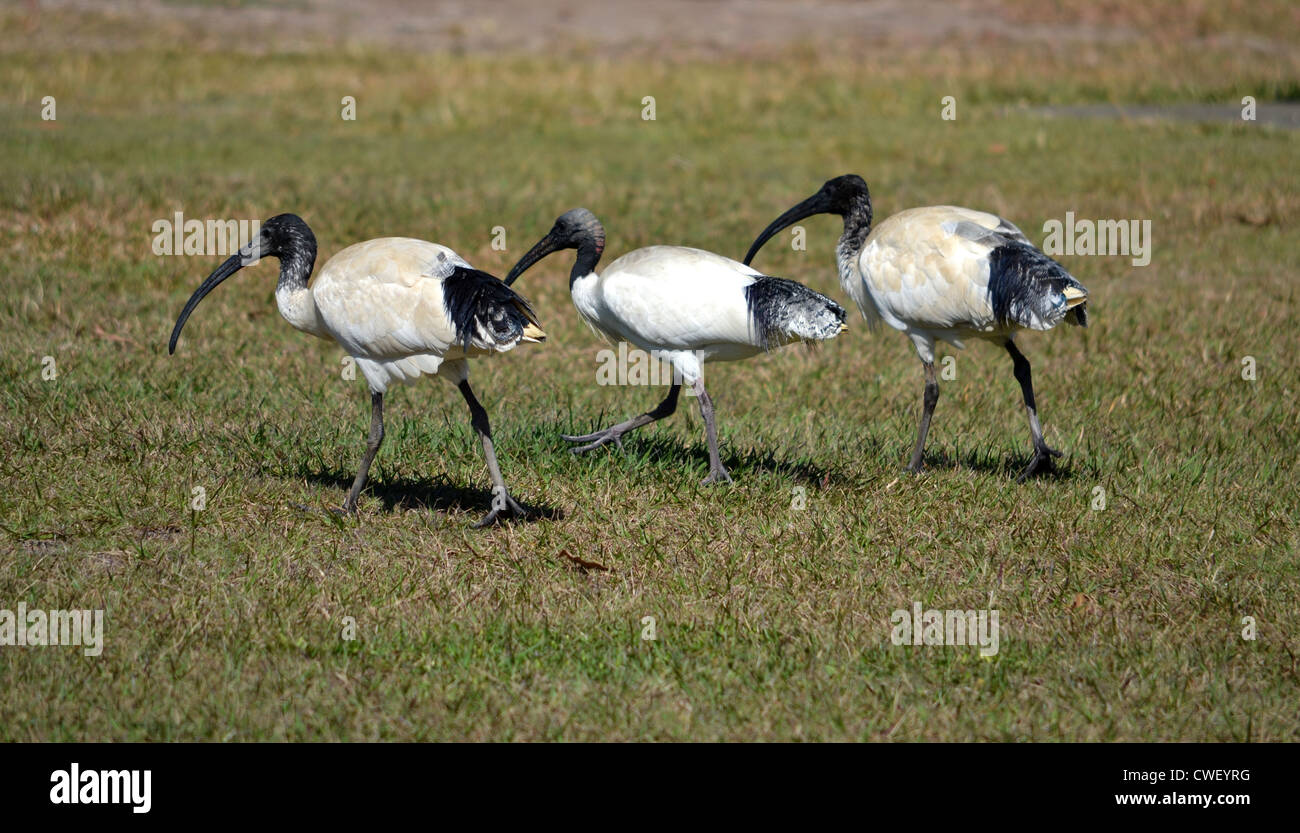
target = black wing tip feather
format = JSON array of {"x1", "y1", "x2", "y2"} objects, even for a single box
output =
[
  {"x1": 745, "y1": 276, "x2": 847, "y2": 351},
  {"x1": 442, "y1": 265, "x2": 537, "y2": 352},
  {"x1": 987, "y1": 243, "x2": 1085, "y2": 329}
]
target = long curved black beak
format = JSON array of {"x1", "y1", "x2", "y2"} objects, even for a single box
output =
[
  {"x1": 504, "y1": 232, "x2": 560, "y2": 287},
  {"x1": 168, "y1": 253, "x2": 248, "y2": 354},
  {"x1": 743, "y1": 191, "x2": 834, "y2": 266}
]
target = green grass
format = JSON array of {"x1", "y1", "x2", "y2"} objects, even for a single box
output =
[{"x1": 1, "y1": 10, "x2": 1298, "y2": 740}]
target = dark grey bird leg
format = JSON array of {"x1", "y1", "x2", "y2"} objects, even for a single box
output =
[
  {"x1": 907, "y1": 361, "x2": 939, "y2": 473},
  {"x1": 458, "y1": 379, "x2": 527, "y2": 527},
  {"x1": 1006, "y1": 339, "x2": 1062, "y2": 482},
  {"x1": 564, "y1": 383, "x2": 681, "y2": 454},
  {"x1": 342, "y1": 391, "x2": 384, "y2": 514},
  {"x1": 694, "y1": 378, "x2": 732, "y2": 486}
]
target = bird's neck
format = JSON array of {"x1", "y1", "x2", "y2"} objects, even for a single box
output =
[
  {"x1": 570, "y1": 240, "x2": 603, "y2": 289},
  {"x1": 835, "y1": 194, "x2": 872, "y2": 288},
  {"x1": 836, "y1": 193, "x2": 873, "y2": 262},
  {"x1": 273, "y1": 248, "x2": 326, "y2": 337}
]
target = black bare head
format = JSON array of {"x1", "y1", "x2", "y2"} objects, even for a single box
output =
[
  {"x1": 504, "y1": 208, "x2": 606, "y2": 288},
  {"x1": 743, "y1": 174, "x2": 872, "y2": 266},
  {"x1": 256, "y1": 213, "x2": 317, "y2": 282},
  {"x1": 168, "y1": 213, "x2": 317, "y2": 354}
]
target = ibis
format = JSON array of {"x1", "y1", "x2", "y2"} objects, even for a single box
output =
[
  {"x1": 505, "y1": 208, "x2": 847, "y2": 485},
  {"x1": 744, "y1": 175, "x2": 1088, "y2": 481},
  {"x1": 168, "y1": 213, "x2": 545, "y2": 526}
]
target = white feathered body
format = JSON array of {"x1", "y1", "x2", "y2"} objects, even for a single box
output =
[
  {"x1": 842, "y1": 206, "x2": 1087, "y2": 363},
  {"x1": 571, "y1": 245, "x2": 844, "y2": 383},
  {"x1": 276, "y1": 237, "x2": 542, "y2": 392}
]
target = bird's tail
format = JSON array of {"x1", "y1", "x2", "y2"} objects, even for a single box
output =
[
  {"x1": 744, "y1": 276, "x2": 848, "y2": 351},
  {"x1": 1061, "y1": 285, "x2": 1088, "y2": 327},
  {"x1": 987, "y1": 243, "x2": 1088, "y2": 330},
  {"x1": 443, "y1": 266, "x2": 546, "y2": 353}
]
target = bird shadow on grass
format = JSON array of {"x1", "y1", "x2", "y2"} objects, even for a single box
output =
[
  {"x1": 292, "y1": 469, "x2": 564, "y2": 524},
  {"x1": 566, "y1": 432, "x2": 848, "y2": 489},
  {"x1": 918, "y1": 444, "x2": 1080, "y2": 483}
]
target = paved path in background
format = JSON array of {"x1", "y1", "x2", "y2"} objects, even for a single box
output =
[
  {"x1": 1031, "y1": 103, "x2": 1300, "y2": 130},
  {"x1": 32, "y1": 0, "x2": 1138, "y2": 55}
]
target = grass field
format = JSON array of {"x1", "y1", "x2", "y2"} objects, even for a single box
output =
[{"x1": 1, "y1": 2, "x2": 1298, "y2": 741}]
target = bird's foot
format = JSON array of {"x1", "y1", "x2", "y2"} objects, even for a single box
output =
[
  {"x1": 1016, "y1": 444, "x2": 1063, "y2": 483},
  {"x1": 700, "y1": 467, "x2": 733, "y2": 486},
  {"x1": 905, "y1": 461, "x2": 925, "y2": 475},
  {"x1": 472, "y1": 491, "x2": 529, "y2": 528},
  {"x1": 562, "y1": 426, "x2": 628, "y2": 455}
]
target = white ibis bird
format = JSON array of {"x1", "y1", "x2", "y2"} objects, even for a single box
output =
[
  {"x1": 744, "y1": 175, "x2": 1088, "y2": 481},
  {"x1": 505, "y1": 208, "x2": 847, "y2": 485},
  {"x1": 168, "y1": 213, "x2": 545, "y2": 526}
]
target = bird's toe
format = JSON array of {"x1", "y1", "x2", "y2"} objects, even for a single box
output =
[
  {"x1": 564, "y1": 428, "x2": 624, "y2": 455},
  {"x1": 472, "y1": 494, "x2": 529, "y2": 528},
  {"x1": 1016, "y1": 450, "x2": 1060, "y2": 482}
]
